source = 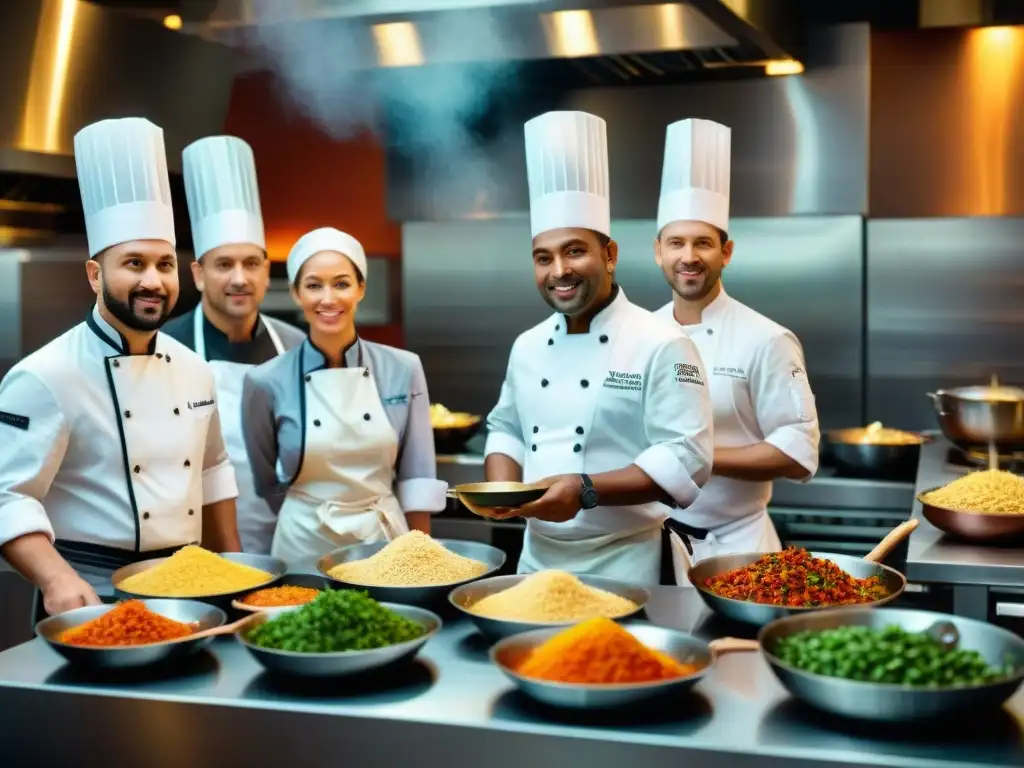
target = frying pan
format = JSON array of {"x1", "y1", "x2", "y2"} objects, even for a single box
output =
[
  {"x1": 686, "y1": 519, "x2": 918, "y2": 628},
  {"x1": 446, "y1": 481, "x2": 550, "y2": 518},
  {"x1": 917, "y1": 486, "x2": 1024, "y2": 543}
]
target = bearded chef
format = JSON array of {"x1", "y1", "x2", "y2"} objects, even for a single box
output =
[
  {"x1": 163, "y1": 136, "x2": 304, "y2": 554},
  {"x1": 482, "y1": 110, "x2": 715, "y2": 586},
  {"x1": 653, "y1": 118, "x2": 820, "y2": 577},
  {"x1": 0, "y1": 117, "x2": 240, "y2": 619}
]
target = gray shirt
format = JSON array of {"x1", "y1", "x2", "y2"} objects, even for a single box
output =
[{"x1": 240, "y1": 338, "x2": 447, "y2": 515}]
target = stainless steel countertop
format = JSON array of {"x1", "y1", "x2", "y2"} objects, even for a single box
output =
[
  {"x1": 907, "y1": 438, "x2": 1024, "y2": 586},
  {"x1": 0, "y1": 587, "x2": 1021, "y2": 768}
]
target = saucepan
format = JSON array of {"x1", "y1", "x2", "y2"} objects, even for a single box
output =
[
  {"x1": 825, "y1": 423, "x2": 930, "y2": 482},
  {"x1": 686, "y1": 519, "x2": 918, "y2": 628},
  {"x1": 927, "y1": 385, "x2": 1024, "y2": 453},
  {"x1": 430, "y1": 403, "x2": 483, "y2": 455}
]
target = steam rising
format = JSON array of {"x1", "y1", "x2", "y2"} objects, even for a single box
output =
[{"x1": 230, "y1": 1, "x2": 526, "y2": 214}]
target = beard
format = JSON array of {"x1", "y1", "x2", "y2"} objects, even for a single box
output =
[
  {"x1": 102, "y1": 279, "x2": 170, "y2": 331},
  {"x1": 666, "y1": 260, "x2": 722, "y2": 302},
  {"x1": 541, "y1": 275, "x2": 598, "y2": 315}
]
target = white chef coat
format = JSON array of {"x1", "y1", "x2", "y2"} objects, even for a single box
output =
[
  {"x1": 0, "y1": 305, "x2": 239, "y2": 593},
  {"x1": 485, "y1": 287, "x2": 714, "y2": 585},
  {"x1": 657, "y1": 289, "x2": 819, "y2": 570}
]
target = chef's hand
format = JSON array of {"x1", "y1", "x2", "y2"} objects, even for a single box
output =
[
  {"x1": 496, "y1": 474, "x2": 582, "y2": 524},
  {"x1": 41, "y1": 573, "x2": 101, "y2": 616}
]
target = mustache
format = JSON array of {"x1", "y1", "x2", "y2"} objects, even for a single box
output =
[
  {"x1": 547, "y1": 278, "x2": 582, "y2": 289},
  {"x1": 675, "y1": 262, "x2": 706, "y2": 273},
  {"x1": 130, "y1": 290, "x2": 167, "y2": 302}
]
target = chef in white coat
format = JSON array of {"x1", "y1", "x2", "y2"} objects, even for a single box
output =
[
  {"x1": 241, "y1": 228, "x2": 447, "y2": 564},
  {"x1": 163, "y1": 135, "x2": 304, "y2": 554},
  {"x1": 0, "y1": 117, "x2": 240, "y2": 618},
  {"x1": 483, "y1": 111, "x2": 715, "y2": 586},
  {"x1": 653, "y1": 118, "x2": 820, "y2": 576}
]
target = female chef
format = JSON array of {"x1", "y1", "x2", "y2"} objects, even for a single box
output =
[{"x1": 240, "y1": 228, "x2": 447, "y2": 564}]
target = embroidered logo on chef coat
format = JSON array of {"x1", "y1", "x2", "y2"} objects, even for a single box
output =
[
  {"x1": 603, "y1": 371, "x2": 643, "y2": 392},
  {"x1": 187, "y1": 398, "x2": 215, "y2": 411},
  {"x1": 674, "y1": 363, "x2": 705, "y2": 386},
  {"x1": 713, "y1": 366, "x2": 747, "y2": 380},
  {"x1": 0, "y1": 410, "x2": 29, "y2": 430},
  {"x1": 791, "y1": 365, "x2": 806, "y2": 378}
]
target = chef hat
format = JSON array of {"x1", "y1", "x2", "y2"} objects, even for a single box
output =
[
  {"x1": 657, "y1": 118, "x2": 731, "y2": 233},
  {"x1": 524, "y1": 111, "x2": 610, "y2": 238},
  {"x1": 182, "y1": 135, "x2": 265, "y2": 260},
  {"x1": 287, "y1": 227, "x2": 367, "y2": 285},
  {"x1": 74, "y1": 117, "x2": 175, "y2": 258}
]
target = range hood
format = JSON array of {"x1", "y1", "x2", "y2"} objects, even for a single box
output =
[
  {"x1": 0, "y1": 0, "x2": 238, "y2": 243},
  {"x1": 192, "y1": 1, "x2": 801, "y2": 85}
]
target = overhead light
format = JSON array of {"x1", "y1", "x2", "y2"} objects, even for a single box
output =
[
  {"x1": 765, "y1": 59, "x2": 803, "y2": 76},
  {"x1": 163, "y1": 14, "x2": 182, "y2": 31},
  {"x1": 372, "y1": 21, "x2": 424, "y2": 68}
]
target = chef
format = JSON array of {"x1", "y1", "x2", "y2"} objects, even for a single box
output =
[
  {"x1": 653, "y1": 118, "x2": 820, "y2": 576},
  {"x1": 482, "y1": 110, "x2": 715, "y2": 586},
  {"x1": 0, "y1": 117, "x2": 240, "y2": 619},
  {"x1": 163, "y1": 135, "x2": 304, "y2": 554},
  {"x1": 241, "y1": 227, "x2": 447, "y2": 564}
]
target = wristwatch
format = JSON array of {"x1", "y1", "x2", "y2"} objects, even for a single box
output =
[{"x1": 579, "y1": 473, "x2": 600, "y2": 509}]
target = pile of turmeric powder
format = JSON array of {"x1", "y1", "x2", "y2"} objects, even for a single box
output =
[{"x1": 514, "y1": 617, "x2": 701, "y2": 685}]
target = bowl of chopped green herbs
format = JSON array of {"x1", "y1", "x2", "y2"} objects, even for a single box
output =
[
  {"x1": 237, "y1": 589, "x2": 441, "y2": 677},
  {"x1": 757, "y1": 607, "x2": 1024, "y2": 722}
]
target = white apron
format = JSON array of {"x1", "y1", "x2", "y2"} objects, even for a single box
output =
[
  {"x1": 669, "y1": 311, "x2": 782, "y2": 585},
  {"x1": 520, "y1": 525, "x2": 665, "y2": 586},
  {"x1": 193, "y1": 306, "x2": 285, "y2": 554},
  {"x1": 271, "y1": 350, "x2": 408, "y2": 565}
]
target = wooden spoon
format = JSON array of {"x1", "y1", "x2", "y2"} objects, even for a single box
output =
[
  {"x1": 172, "y1": 613, "x2": 260, "y2": 643},
  {"x1": 708, "y1": 637, "x2": 760, "y2": 656},
  {"x1": 863, "y1": 518, "x2": 919, "y2": 563}
]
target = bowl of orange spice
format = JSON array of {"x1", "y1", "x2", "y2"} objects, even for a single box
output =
[
  {"x1": 36, "y1": 599, "x2": 226, "y2": 670},
  {"x1": 490, "y1": 617, "x2": 710, "y2": 709},
  {"x1": 233, "y1": 574, "x2": 326, "y2": 612}
]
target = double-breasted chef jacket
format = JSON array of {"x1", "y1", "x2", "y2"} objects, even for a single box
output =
[
  {"x1": 485, "y1": 285, "x2": 715, "y2": 585},
  {"x1": 657, "y1": 289, "x2": 820, "y2": 562},
  {"x1": 163, "y1": 309, "x2": 305, "y2": 553},
  {"x1": 241, "y1": 337, "x2": 448, "y2": 564},
  {"x1": 0, "y1": 305, "x2": 239, "y2": 590}
]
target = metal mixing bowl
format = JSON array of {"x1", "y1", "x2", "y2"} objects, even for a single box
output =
[
  {"x1": 688, "y1": 551, "x2": 906, "y2": 628},
  {"x1": 491, "y1": 622, "x2": 711, "y2": 709},
  {"x1": 449, "y1": 573, "x2": 649, "y2": 639},
  {"x1": 758, "y1": 607, "x2": 1024, "y2": 722},
  {"x1": 317, "y1": 539, "x2": 506, "y2": 607},
  {"x1": 928, "y1": 387, "x2": 1024, "y2": 453},
  {"x1": 237, "y1": 602, "x2": 441, "y2": 677},
  {"x1": 113, "y1": 552, "x2": 287, "y2": 610},
  {"x1": 232, "y1": 573, "x2": 328, "y2": 613},
  {"x1": 36, "y1": 599, "x2": 226, "y2": 670},
  {"x1": 918, "y1": 487, "x2": 1024, "y2": 543}
]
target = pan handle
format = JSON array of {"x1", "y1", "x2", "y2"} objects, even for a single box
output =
[
  {"x1": 863, "y1": 518, "x2": 920, "y2": 563},
  {"x1": 926, "y1": 391, "x2": 950, "y2": 416},
  {"x1": 709, "y1": 637, "x2": 760, "y2": 656}
]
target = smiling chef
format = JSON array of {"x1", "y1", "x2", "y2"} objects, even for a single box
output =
[
  {"x1": 162, "y1": 135, "x2": 304, "y2": 554},
  {"x1": 482, "y1": 110, "x2": 715, "y2": 586},
  {"x1": 653, "y1": 118, "x2": 820, "y2": 575},
  {"x1": 0, "y1": 117, "x2": 240, "y2": 619}
]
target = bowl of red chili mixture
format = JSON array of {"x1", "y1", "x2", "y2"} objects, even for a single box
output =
[{"x1": 688, "y1": 548, "x2": 905, "y2": 628}]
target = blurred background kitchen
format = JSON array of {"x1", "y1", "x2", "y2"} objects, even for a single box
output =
[{"x1": 3, "y1": 0, "x2": 1024, "y2": 644}]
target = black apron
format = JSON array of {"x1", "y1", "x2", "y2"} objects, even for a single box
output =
[
  {"x1": 31, "y1": 541, "x2": 183, "y2": 626},
  {"x1": 659, "y1": 518, "x2": 711, "y2": 586}
]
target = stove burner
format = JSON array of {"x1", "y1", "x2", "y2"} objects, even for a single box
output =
[{"x1": 945, "y1": 447, "x2": 1024, "y2": 473}]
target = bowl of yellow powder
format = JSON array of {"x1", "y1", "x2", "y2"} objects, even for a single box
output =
[
  {"x1": 317, "y1": 531, "x2": 506, "y2": 607},
  {"x1": 918, "y1": 469, "x2": 1024, "y2": 543},
  {"x1": 113, "y1": 546, "x2": 286, "y2": 608},
  {"x1": 450, "y1": 570, "x2": 650, "y2": 640}
]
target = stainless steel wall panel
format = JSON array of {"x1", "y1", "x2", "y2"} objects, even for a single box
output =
[{"x1": 866, "y1": 218, "x2": 1024, "y2": 429}]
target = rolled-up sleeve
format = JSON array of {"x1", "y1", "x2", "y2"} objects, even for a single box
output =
[
  {"x1": 633, "y1": 335, "x2": 715, "y2": 508},
  {"x1": 201, "y1": 372, "x2": 239, "y2": 504},
  {"x1": 0, "y1": 369, "x2": 67, "y2": 549},
  {"x1": 754, "y1": 333, "x2": 820, "y2": 480},
  {"x1": 484, "y1": 351, "x2": 526, "y2": 466},
  {"x1": 396, "y1": 359, "x2": 447, "y2": 513},
  {"x1": 241, "y1": 370, "x2": 282, "y2": 500}
]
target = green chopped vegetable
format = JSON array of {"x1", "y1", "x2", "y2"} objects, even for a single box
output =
[
  {"x1": 774, "y1": 625, "x2": 1016, "y2": 687},
  {"x1": 245, "y1": 589, "x2": 426, "y2": 653}
]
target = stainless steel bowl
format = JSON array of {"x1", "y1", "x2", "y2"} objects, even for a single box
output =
[
  {"x1": 112, "y1": 552, "x2": 287, "y2": 609},
  {"x1": 232, "y1": 573, "x2": 328, "y2": 613},
  {"x1": 36, "y1": 599, "x2": 226, "y2": 670},
  {"x1": 826, "y1": 428, "x2": 930, "y2": 482},
  {"x1": 758, "y1": 607, "x2": 1024, "y2": 722},
  {"x1": 918, "y1": 487, "x2": 1024, "y2": 543},
  {"x1": 688, "y1": 552, "x2": 906, "y2": 628},
  {"x1": 928, "y1": 387, "x2": 1024, "y2": 453},
  {"x1": 318, "y1": 539, "x2": 506, "y2": 607},
  {"x1": 491, "y1": 622, "x2": 711, "y2": 709},
  {"x1": 449, "y1": 573, "x2": 649, "y2": 640},
  {"x1": 237, "y1": 602, "x2": 441, "y2": 678}
]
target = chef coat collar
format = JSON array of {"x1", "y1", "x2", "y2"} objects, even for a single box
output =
[
  {"x1": 302, "y1": 335, "x2": 364, "y2": 373},
  {"x1": 679, "y1": 286, "x2": 730, "y2": 331},
  {"x1": 86, "y1": 304, "x2": 158, "y2": 356},
  {"x1": 556, "y1": 282, "x2": 625, "y2": 336},
  {"x1": 203, "y1": 310, "x2": 261, "y2": 344}
]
